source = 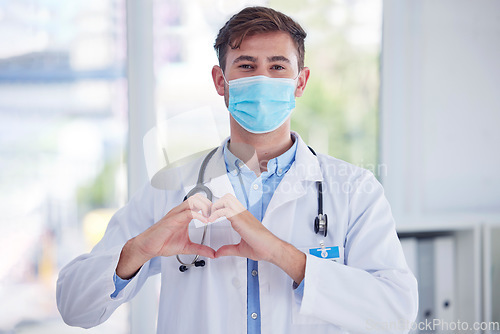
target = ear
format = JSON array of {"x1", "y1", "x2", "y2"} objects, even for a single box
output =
[
  {"x1": 212, "y1": 65, "x2": 226, "y2": 96},
  {"x1": 294, "y1": 67, "x2": 310, "y2": 98}
]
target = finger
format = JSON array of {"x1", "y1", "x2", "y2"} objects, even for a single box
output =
[
  {"x1": 185, "y1": 193, "x2": 213, "y2": 217},
  {"x1": 169, "y1": 193, "x2": 212, "y2": 217},
  {"x1": 209, "y1": 206, "x2": 246, "y2": 222},
  {"x1": 210, "y1": 197, "x2": 226, "y2": 212},
  {"x1": 212, "y1": 194, "x2": 246, "y2": 214},
  {"x1": 185, "y1": 243, "x2": 216, "y2": 259},
  {"x1": 177, "y1": 210, "x2": 208, "y2": 224},
  {"x1": 166, "y1": 198, "x2": 192, "y2": 216},
  {"x1": 208, "y1": 207, "x2": 230, "y2": 222},
  {"x1": 215, "y1": 244, "x2": 242, "y2": 258}
]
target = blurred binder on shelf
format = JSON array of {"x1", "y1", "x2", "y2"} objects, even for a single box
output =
[
  {"x1": 415, "y1": 236, "x2": 456, "y2": 333},
  {"x1": 433, "y1": 236, "x2": 455, "y2": 332},
  {"x1": 418, "y1": 238, "x2": 435, "y2": 333},
  {"x1": 400, "y1": 237, "x2": 420, "y2": 334}
]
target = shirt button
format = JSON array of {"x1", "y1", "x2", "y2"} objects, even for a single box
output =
[
  {"x1": 252, "y1": 184, "x2": 259, "y2": 190},
  {"x1": 251, "y1": 312, "x2": 258, "y2": 320},
  {"x1": 251, "y1": 270, "x2": 258, "y2": 277},
  {"x1": 237, "y1": 160, "x2": 244, "y2": 168},
  {"x1": 278, "y1": 168, "x2": 283, "y2": 174}
]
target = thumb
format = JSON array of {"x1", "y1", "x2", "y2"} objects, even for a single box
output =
[
  {"x1": 185, "y1": 243, "x2": 216, "y2": 259},
  {"x1": 215, "y1": 244, "x2": 241, "y2": 258}
]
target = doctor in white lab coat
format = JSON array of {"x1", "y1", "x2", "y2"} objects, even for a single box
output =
[{"x1": 57, "y1": 6, "x2": 418, "y2": 334}]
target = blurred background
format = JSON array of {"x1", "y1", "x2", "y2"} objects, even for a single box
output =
[{"x1": 0, "y1": 0, "x2": 498, "y2": 333}]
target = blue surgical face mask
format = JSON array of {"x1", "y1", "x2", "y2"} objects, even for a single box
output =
[{"x1": 224, "y1": 74, "x2": 298, "y2": 134}]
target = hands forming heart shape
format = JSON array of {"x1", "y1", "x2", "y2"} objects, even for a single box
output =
[
  {"x1": 131, "y1": 193, "x2": 281, "y2": 266},
  {"x1": 116, "y1": 193, "x2": 306, "y2": 284}
]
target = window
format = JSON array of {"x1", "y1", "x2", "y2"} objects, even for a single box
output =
[{"x1": 0, "y1": 1, "x2": 129, "y2": 333}]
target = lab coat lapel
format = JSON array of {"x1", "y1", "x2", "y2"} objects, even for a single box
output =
[
  {"x1": 262, "y1": 134, "x2": 323, "y2": 239},
  {"x1": 264, "y1": 134, "x2": 323, "y2": 215}
]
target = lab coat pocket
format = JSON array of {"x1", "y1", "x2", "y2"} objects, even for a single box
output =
[
  {"x1": 291, "y1": 246, "x2": 345, "y2": 326},
  {"x1": 292, "y1": 296, "x2": 330, "y2": 326}
]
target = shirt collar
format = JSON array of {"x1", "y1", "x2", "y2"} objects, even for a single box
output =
[
  {"x1": 223, "y1": 133, "x2": 298, "y2": 177},
  {"x1": 223, "y1": 143, "x2": 244, "y2": 176}
]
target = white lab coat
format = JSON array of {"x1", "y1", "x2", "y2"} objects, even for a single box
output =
[{"x1": 57, "y1": 133, "x2": 418, "y2": 334}]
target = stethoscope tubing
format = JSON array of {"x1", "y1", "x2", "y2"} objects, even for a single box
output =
[{"x1": 177, "y1": 148, "x2": 218, "y2": 271}]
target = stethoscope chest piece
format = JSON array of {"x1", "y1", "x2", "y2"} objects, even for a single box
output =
[
  {"x1": 314, "y1": 213, "x2": 328, "y2": 237},
  {"x1": 308, "y1": 147, "x2": 328, "y2": 238}
]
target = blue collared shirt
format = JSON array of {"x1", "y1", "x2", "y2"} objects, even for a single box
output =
[{"x1": 223, "y1": 137, "x2": 297, "y2": 334}]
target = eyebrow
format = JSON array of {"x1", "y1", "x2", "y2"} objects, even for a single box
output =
[
  {"x1": 232, "y1": 55, "x2": 257, "y2": 64},
  {"x1": 232, "y1": 55, "x2": 291, "y2": 65},
  {"x1": 267, "y1": 55, "x2": 290, "y2": 63}
]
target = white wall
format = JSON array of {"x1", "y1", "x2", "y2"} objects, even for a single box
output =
[{"x1": 381, "y1": 0, "x2": 500, "y2": 227}]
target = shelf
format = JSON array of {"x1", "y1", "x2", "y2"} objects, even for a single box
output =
[{"x1": 399, "y1": 226, "x2": 482, "y2": 332}]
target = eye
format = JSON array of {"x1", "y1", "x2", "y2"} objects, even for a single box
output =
[
  {"x1": 239, "y1": 64, "x2": 253, "y2": 70},
  {"x1": 271, "y1": 64, "x2": 285, "y2": 70}
]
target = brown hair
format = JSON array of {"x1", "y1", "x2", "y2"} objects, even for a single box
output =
[{"x1": 214, "y1": 6, "x2": 307, "y2": 72}]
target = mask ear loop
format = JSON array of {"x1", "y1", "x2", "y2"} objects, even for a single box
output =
[
  {"x1": 291, "y1": 70, "x2": 302, "y2": 97},
  {"x1": 293, "y1": 69, "x2": 302, "y2": 81},
  {"x1": 292, "y1": 69, "x2": 303, "y2": 85},
  {"x1": 221, "y1": 70, "x2": 230, "y2": 86}
]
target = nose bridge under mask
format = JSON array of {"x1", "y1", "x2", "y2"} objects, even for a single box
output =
[{"x1": 222, "y1": 71, "x2": 301, "y2": 86}]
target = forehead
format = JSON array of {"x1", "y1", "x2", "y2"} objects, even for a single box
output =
[{"x1": 226, "y1": 31, "x2": 299, "y2": 64}]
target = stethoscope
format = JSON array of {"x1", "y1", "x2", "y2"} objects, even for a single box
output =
[{"x1": 177, "y1": 146, "x2": 328, "y2": 272}]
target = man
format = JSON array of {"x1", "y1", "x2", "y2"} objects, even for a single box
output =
[{"x1": 57, "y1": 6, "x2": 418, "y2": 334}]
